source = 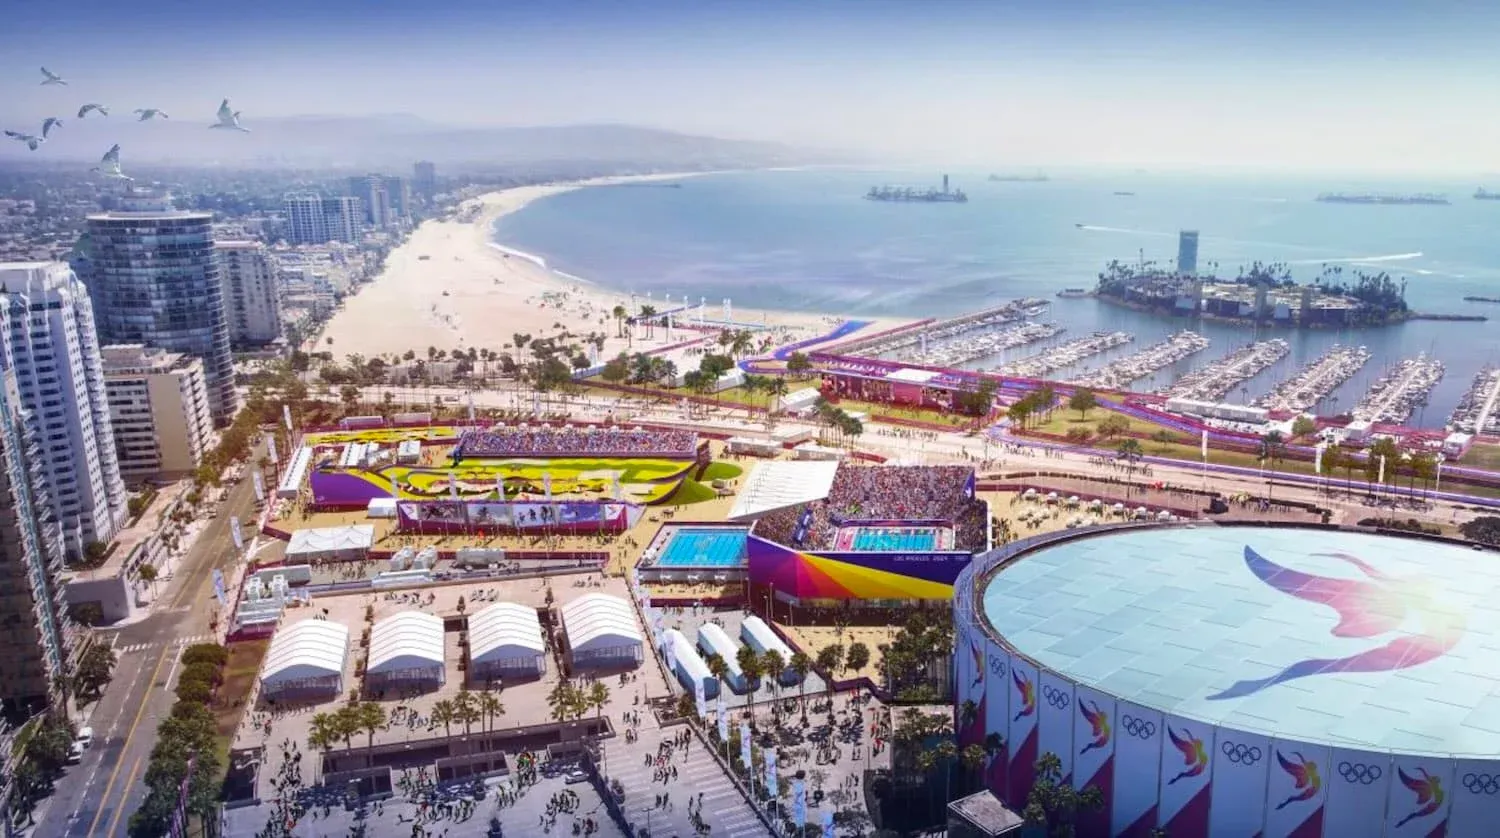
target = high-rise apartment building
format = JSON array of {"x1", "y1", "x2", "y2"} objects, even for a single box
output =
[
  {"x1": 0, "y1": 263, "x2": 125, "y2": 559},
  {"x1": 0, "y1": 360, "x2": 70, "y2": 712},
  {"x1": 83, "y1": 191, "x2": 237, "y2": 423},
  {"x1": 346, "y1": 175, "x2": 411, "y2": 227},
  {"x1": 413, "y1": 161, "x2": 436, "y2": 199},
  {"x1": 283, "y1": 194, "x2": 362, "y2": 244},
  {"x1": 1177, "y1": 230, "x2": 1200, "y2": 275},
  {"x1": 101, "y1": 345, "x2": 213, "y2": 482},
  {"x1": 214, "y1": 241, "x2": 283, "y2": 346}
]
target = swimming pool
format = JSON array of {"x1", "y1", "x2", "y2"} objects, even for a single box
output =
[
  {"x1": 847, "y1": 527, "x2": 939, "y2": 552},
  {"x1": 655, "y1": 528, "x2": 748, "y2": 568}
]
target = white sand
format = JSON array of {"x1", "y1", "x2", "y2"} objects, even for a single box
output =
[{"x1": 319, "y1": 172, "x2": 897, "y2": 363}]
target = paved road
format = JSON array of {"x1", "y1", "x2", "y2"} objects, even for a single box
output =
[{"x1": 34, "y1": 468, "x2": 259, "y2": 838}]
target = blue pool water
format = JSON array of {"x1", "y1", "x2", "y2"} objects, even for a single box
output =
[
  {"x1": 852, "y1": 528, "x2": 938, "y2": 552},
  {"x1": 656, "y1": 529, "x2": 748, "y2": 567}
]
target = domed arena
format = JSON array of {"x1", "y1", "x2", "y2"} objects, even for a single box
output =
[{"x1": 952, "y1": 523, "x2": 1500, "y2": 838}]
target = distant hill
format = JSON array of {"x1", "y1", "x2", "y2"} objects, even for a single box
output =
[{"x1": 0, "y1": 115, "x2": 840, "y2": 170}]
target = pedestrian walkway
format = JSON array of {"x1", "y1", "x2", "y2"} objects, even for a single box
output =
[{"x1": 113, "y1": 633, "x2": 216, "y2": 655}]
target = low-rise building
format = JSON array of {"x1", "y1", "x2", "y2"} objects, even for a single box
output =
[{"x1": 100, "y1": 345, "x2": 213, "y2": 483}]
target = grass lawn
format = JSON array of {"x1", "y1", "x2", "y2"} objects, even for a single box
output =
[
  {"x1": 1461, "y1": 443, "x2": 1500, "y2": 471},
  {"x1": 210, "y1": 640, "x2": 268, "y2": 776},
  {"x1": 700, "y1": 461, "x2": 745, "y2": 482},
  {"x1": 823, "y1": 397, "x2": 972, "y2": 427},
  {"x1": 1024, "y1": 409, "x2": 1169, "y2": 438},
  {"x1": 659, "y1": 480, "x2": 718, "y2": 506}
]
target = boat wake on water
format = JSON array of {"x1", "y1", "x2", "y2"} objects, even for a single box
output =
[
  {"x1": 1075, "y1": 225, "x2": 1174, "y2": 237},
  {"x1": 1288, "y1": 252, "x2": 1423, "y2": 265}
]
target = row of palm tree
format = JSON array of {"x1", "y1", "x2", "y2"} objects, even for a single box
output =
[
  {"x1": 812, "y1": 397, "x2": 865, "y2": 446},
  {"x1": 547, "y1": 679, "x2": 611, "y2": 723},
  {"x1": 308, "y1": 701, "x2": 388, "y2": 753}
]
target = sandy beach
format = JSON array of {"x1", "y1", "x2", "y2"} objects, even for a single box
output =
[{"x1": 319, "y1": 172, "x2": 894, "y2": 364}]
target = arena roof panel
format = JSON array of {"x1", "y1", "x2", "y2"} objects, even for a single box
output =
[{"x1": 982, "y1": 525, "x2": 1500, "y2": 757}]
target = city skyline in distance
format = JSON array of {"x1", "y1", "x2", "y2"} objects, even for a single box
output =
[{"x1": 2, "y1": 0, "x2": 1499, "y2": 173}]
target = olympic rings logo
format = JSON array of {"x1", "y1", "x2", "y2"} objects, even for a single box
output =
[
  {"x1": 1219, "y1": 741, "x2": 1262, "y2": 765},
  {"x1": 1121, "y1": 715, "x2": 1156, "y2": 739},
  {"x1": 1463, "y1": 773, "x2": 1500, "y2": 795},
  {"x1": 1338, "y1": 762, "x2": 1383, "y2": 785},
  {"x1": 988, "y1": 656, "x2": 1006, "y2": 677},
  {"x1": 1042, "y1": 685, "x2": 1071, "y2": 710}
]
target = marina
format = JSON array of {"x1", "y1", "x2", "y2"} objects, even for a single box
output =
[
  {"x1": 1350, "y1": 355, "x2": 1446, "y2": 425},
  {"x1": 1255, "y1": 344, "x2": 1371, "y2": 414},
  {"x1": 995, "y1": 331, "x2": 1133, "y2": 379},
  {"x1": 1446, "y1": 367, "x2": 1500, "y2": 434},
  {"x1": 1159, "y1": 339, "x2": 1290, "y2": 402},
  {"x1": 900, "y1": 321, "x2": 1064, "y2": 367},
  {"x1": 1066, "y1": 330, "x2": 1210, "y2": 390},
  {"x1": 834, "y1": 299, "x2": 1048, "y2": 360}
]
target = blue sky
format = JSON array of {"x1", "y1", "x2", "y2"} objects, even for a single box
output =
[{"x1": 3, "y1": 0, "x2": 1498, "y2": 170}]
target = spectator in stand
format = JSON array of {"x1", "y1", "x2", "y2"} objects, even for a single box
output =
[
  {"x1": 752, "y1": 465, "x2": 987, "y2": 553},
  {"x1": 454, "y1": 426, "x2": 698, "y2": 458}
]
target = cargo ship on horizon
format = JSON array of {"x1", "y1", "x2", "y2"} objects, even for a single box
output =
[
  {"x1": 865, "y1": 174, "x2": 968, "y2": 203},
  {"x1": 1316, "y1": 193, "x2": 1450, "y2": 205},
  {"x1": 1476, "y1": 188, "x2": 1500, "y2": 200}
]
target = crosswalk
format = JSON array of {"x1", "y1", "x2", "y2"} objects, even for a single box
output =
[
  {"x1": 113, "y1": 633, "x2": 217, "y2": 655},
  {"x1": 603, "y1": 722, "x2": 768, "y2": 838}
]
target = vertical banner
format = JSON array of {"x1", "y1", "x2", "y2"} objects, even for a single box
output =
[
  {"x1": 1206, "y1": 730, "x2": 1271, "y2": 838},
  {"x1": 495, "y1": 473, "x2": 504, "y2": 498},
  {"x1": 543, "y1": 472, "x2": 552, "y2": 501},
  {"x1": 1378, "y1": 454, "x2": 1387, "y2": 486},
  {"x1": 739, "y1": 722, "x2": 753, "y2": 773},
  {"x1": 1314, "y1": 443, "x2": 1324, "y2": 474},
  {"x1": 664, "y1": 632, "x2": 677, "y2": 671},
  {"x1": 1385, "y1": 757, "x2": 1455, "y2": 838},
  {"x1": 282, "y1": 403, "x2": 292, "y2": 430},
  {"x1": 1071, "y1": 685, "x2": 1117, "y2": 836},
  {"x1": 1323, "y1": 748, "x2": 1391, "y2": 838},
  {"x1": 211, "y1": 569, "x2": 226, "y2": 605},
  {"x1": 1449, "y1": 758, "x2": 1500, "y2": 837},
  {"x1": 983, "y1": 643, "x2": 1011, "y2": 799},
  {"x1": 467, "y1": 391, "x2": 476, "y2": 422},
  {"x1": 1110, "y1": 701, "x2": 1164, "y2": 838},
  {"x1": 252, "y1": 470, "x2": 265, "y2": 502},
  {"x1": 765, "y1": 750, "x2": 777, "y2": 793},
  {"x1": 229, "y1": 516, "x2": 244, "y2": 550},
  {"x1": 792, "y1": 779, "x2": 806, "y2": 827},
  {"x1": 1157, "y1": 715, "x2": 1216, "y2": 837},
  {"x1": 265, "y1": 432, "x2": 278, "y2": 465},
  {"x1": 694, "y1": 681, "x2": 707, "y2": 720},
  {"x1": 959, "y1": 632, "x2": 987, "y2": 750},
  {"x1": 1201, "y1": 428, "x2": 1208, "y2": 459},
  {"x1": 1005, "y1": 653, "x2": 1040, "y2": 806},
  {"x1": 717, "y1": 697, "x2": 729, "y2": 743},
  {"x1": 1263, "y1": 742, "x2": 1330, "y2": 838},
  {"x1": 1037, "y1": 671, "x2": 1076, "y2": 785},
  {"x1": 821, "y1": 810, "x2": 834, "y2": 838},
  {"x1": 612, "y1": 474, "x2": 623, "y2": 502},
  {"x1": 448, "y1": 471, "x2": 460, "y2": 502}
]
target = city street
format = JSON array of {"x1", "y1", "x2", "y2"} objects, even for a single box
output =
[{"x1": 32, "y1": 467, "x2": 258, "y2": 838}]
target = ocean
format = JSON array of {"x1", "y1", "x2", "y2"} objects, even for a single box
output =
[{"x1": 491, "y1": 168, "x2": 1500, "y2": 428}]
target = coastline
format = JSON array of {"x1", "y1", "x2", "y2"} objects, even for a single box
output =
[{"x1": 319, "y1": 171, "x2": 906, "y2": 362}]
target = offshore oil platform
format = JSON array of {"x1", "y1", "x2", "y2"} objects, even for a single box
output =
[{"x1": 865, "y1": 174, "x2": 968, "y2": 203}]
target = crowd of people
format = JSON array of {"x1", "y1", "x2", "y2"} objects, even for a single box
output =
[
  {"x1": 753, "y1": 465, "x2": 988, "y2": 552},
  {"x1": 454, "y1": 426, "x2": 699, "y2": 458}
]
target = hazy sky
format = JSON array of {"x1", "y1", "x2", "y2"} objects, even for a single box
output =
[{"x1": 4, "y1": 0, "x2": 1499, "y2": 171}]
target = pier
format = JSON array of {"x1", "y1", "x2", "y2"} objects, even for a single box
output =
[
  {"x1": 901, "y1": 322, "x2": 1064, "y2": 367},
  {"x1": 1449, "y1": 367, "x2": 1500, "y2": 434},
  {"x1": 1255, "y1": 344, "x2": 1370, "y2": 414},
  {"x1": 1067, "y1": 331, "x2": 1210, "y2": 390},
  {"x1": 834, "y1": 299, "x2": 1048, "y2": 359},
  {"x1": 1160, "y1": 339, "x2": 1290, "y2": 402},
  {"x1": 1351, "y1": 355, "x2": 1445, "y2": 425},
  {"x1": 995, "y1": 331, "x2": 1133, "y2": 379}
]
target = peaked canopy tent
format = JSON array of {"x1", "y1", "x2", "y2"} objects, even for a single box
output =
[
  {"x1": 366, "y1": 611, "x2": 446, "y2": 689},
  {"x1": 285, "y1": 524, "x2": 375, "y2": 564},
  {"x1": 468, "y1": 602, "x2": 546, "y2": 682},
  {"x1": 560, "y1": 594, "x2": 643, "y2": 669},
  {"x1": 726, "y1": 460, "x2": 840, "y2": 522},
  {"x1": 261, "y1": 619, "x2": 350, "y2": 698}
]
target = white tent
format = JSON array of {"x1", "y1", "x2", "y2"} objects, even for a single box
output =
[
  {"x1": 560, "y1": 594, "x2": 643, "y2": 668},
  {"x1": 366, "y1": 498, "x2": 398, "y2": 519},
  {"x1": 727, "y1": 460, "x2": 839, "y2": 521},
  {"x1": 367, "y1": 612, "x2": 445, "y2": 687},
  {"x1": 468, "y1": 602, "x2": 546, "y2": 681},
  {"x1": 285, "y1": 525, "x2": 375, "y2": 563},
  {"x1": 261, "y1": 620, "x2": 349, "y2": 697}
]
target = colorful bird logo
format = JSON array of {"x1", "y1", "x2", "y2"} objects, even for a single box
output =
[
  {"x1": 970, "y1": 640, "x2": 984, "y2": 690},
  {"x1": 1273, "y1": 750, "x2": 1322, "y2": 810},
  {"x1": 1208, "y1": 547, "x2": 1467, "y2": 700},
  {"x1": 1011, "y1": 668, "x2": 1035, "y2": 721},
  {"x1": 1078, "y1": 700, "x2": 1110, "y2": 755},
  {"x1": 1396, "y1": 767, "x2": 1445, "y2": 827},
  {"x1": 1166, "y1": 726, "x2": 1208, "y2": 785}
]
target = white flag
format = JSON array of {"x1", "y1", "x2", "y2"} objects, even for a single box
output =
[
  {"x1": 467, "y1": 391, "x2": 476, "y2": 422},
  {"x1": 664, "y1": 634, "x2": 677, "y2": 670},
  {"x1": 764, "y1": 750, "x2": 777, "y2": 791},
  {"x1": 1200, "y1": 428, "x2": 1208, "y2": 459},
  {"x1": 739, "y1": 722, "x2": 752, "y2": 771},
  {"x1": 695, "y1": 681, "x2": 707, "y2": 719},
  {"x1": 1435, "y1": 459, "x2": 1443, "y2": 492},
  {"x1": 542, "y1": 472, "x2": 552, "y2": 501},
  {"x1": 1314, "y1": 443, "x2": 1324, "y2": 474},
  {"x1": 265, "y1": 433, "x2": 278, "y2": 464},
  {"x1": 282, "y1": 403, "x2": 293, "y2": 431},
  {"x1": 793, "y1": 779, "x2": 806, "y2": 826},
  {"x1": 448, "y1": 470, "x2": 459, "y2": 501},
  {"x1": 230, "y1": 516, "x2": 244, "y2": 550},
  {"x1": 252, "y1": 470, "x2": 265, "y2": 502},
  {"x1": 717, "y1": 696, "x2": 729, "y2": 742},
  {"x1": 1378, "y1": 454, "x2": 1386, "y2": 485}
]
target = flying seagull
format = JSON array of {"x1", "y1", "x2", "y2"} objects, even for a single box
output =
[
  {"x1": 91, "y1": 144, "x2": 132, "y2": 181},
  {"x1": 133, "y1": 109, "x2": 168, "y2": 122},
  {"x1": 4, "y1": 131, "x2": 42, "y2": 151},
  {"x1": 210, "y1": 99, "x2": 249, "y2": 132},
  {"x1": 77, "y1": 104, "x2": 109, "y2": 119},
  {"x1": 39, "y1": 67, "x2": 66, "y2": 86},
  {"x1": 41, "y1": 118, "x2": 63, "y2": 140}
]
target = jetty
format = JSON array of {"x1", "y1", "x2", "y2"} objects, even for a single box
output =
[
  {"x1": 1350, "y1": 355, "x2": 1445, "y2": 425},
  {"x1": 1256, "y1": 344, "x2": 1370, "y2": 414},
  {"x1": 1160, "y1": 339, "x2": 1290, "y2": 402},
  {"x1": 1067, "y1": 331, "x2": 1210, "y2": 390},
  {"x1": 902, "y1": 322, "x2": 1064, "y2": 367},
  {"x1": 995, "y1": 331, "x2": 1133, "y2": 379},
  {"x1": 1447, "y1": 367, "x2": 1500, "y2": 434}
]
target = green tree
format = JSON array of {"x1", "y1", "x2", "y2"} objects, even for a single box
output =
[
  {"x1": 1117, "y1": 438, "x2": 1143, "y2": 461},
  {"x1": 356, "y1": 701, "x2": 386, "y2": 748},
  {"x1": 706, "y1": 653, "x2": 730, "y2": 697},
  {"x1": 600, "y1": 353, "x2": 631, "y2": 384},
  {"x1": 785, "y1": 351, "x2": 812, "y2": 379},
  {"x1": 74, "y1": 644, "x2": 118, "y2": 702},
  {"x1": 1097, "y1": 413, "x2": 1130, "y2": 439},
  {"x1": 1008, "y1": 399, "x2": 1032, "y2": 430},
  {"x1": 1067, "y1": 388, "x2": 1098, "y2": 419},
  {"x1": 844, "y1": 641, "x2": 870, "y2": 674},
  {"x1": 432, "y1": 699, "x2": 457, "y2": 737},
  {"x1": 789, "y1": 651, "x2": 812, "y2": 713},
  {"x1": 1150, "y1": 429, "x2": 1176, "y2": 450},
  {"x1": 815, "y1": 645, "x2": 843, "y2": 678},
  {"x1": 1023, "y1": 751, "x2": 1105, "y2": 837},
  {"x1": 478, "y1": 690, "x2": 505, "y2": 733},
  {"x1": 1291, "y1": 415, "x2": 1318, "y2": 438},
  {"x1": 588, "y1": 680, "x2": 611, "y2": 721}
]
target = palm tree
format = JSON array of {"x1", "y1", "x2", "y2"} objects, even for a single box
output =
[
  {"x1": 705, "y1": 653, "x2": 730, "y2": 697},
  {"x1": 334, "y1": 706, "x2": 360, "y2": 750},
  {"x1": 612, "y1": 305, "x2": 628, "y2": 338},
  {"x1": 737, "y1": 646, "x2": 764, "y2": 694},
  {"x1": 138, "y1": 563, "x2": 159, "y2": 596},
  {"x1": 309, "y1": 713, "x2": 338, "y2": 757},
  {"x1": 454, "y1": 689, "x2": 480, "y2": 735},
  {"x1": 432, "y1": 699, "x2": 457, "y2": 738},
  {"x1": 478, "y1": 690, "x2": 505, "y2": 733},
  {"x1": 789, "y1": 651, "x2": 812, "y2": 715},
  {"x1": 762, "y1": 650, "x2": 786, "y2": 708},
  {"x1": 767, "y1": 377, "x2": 789, "y2": 415},
  {"x1": 588, "y1": 681, "x2": 611, "y2": 720},
  {"x1": 729, "y1": 329, "x2": 754, "y2": 360},
  {"x1": 638, "y1": 306, "x2": 657, "y2": 340},
  {"x1": 357, "y1": 701, "x2": 386, "y2": 748}
]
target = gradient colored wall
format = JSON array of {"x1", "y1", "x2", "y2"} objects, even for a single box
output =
[{"x1": 747, "y1": 533, "x2": 971, "y2": 600}]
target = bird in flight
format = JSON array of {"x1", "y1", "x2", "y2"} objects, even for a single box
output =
[
  {"x1": 4, "y1": 131, "x2": 42, "y2": 151},
  {"x1": 133, "y1": 109, "x2": 168, "y2": 122},
  {"x1": 91, "y1": 144, "x2": 133, "y2": 181},
  {"x1": 41, "y1": 118, "x2": 63, "y2": 140},
  {"x1": 39, "y1": 67, "x2": 66, "y2": 86},
  {"x1": 77, "y1": 104, "x2": 109, "y2": 119},
  {"x1": 210, "y1": 99, "x2": 249, "y2": 132}
]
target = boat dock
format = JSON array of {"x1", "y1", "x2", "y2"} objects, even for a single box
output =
[
  {"x1": 835, "y1": 299, "x2": 1048, "y2": 359},
  {"x1": 1255, "y1": 344, "x2": 1371, "y2": 414},
  {"x1": 1351, "y1": 355, "x2": 1445, "y2": 424},
  {"x1": 901, "y1": 322, "x2": 1064, "y2": 367},
  {"x1": 1160, "y1": 339, "x2": 1291, "y2": 402},
  {"x1": 1448, "y1": 367, "x2": 1500, "y2": 434},
  {"x1": 1067, "y1": 331, "x2": 1210, "y2": 390},
  {"x1": 995, "y1": 331, "x2": 1133, "y2": 379}
]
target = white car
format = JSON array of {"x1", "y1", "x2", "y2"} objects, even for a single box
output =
[{"x1": 76, "y1": 727, "x2": 93, "y2": 749}]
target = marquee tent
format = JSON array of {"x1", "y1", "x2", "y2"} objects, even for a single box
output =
[
  {"x1": 285, "y1": 525, "x2": 375, "y2": 563},
  {"x1": 560, "y1": 594, "x2": 643, "y2": 668},
  {"x1": 367, "y1": 611, "x2": 445, "y2": 688},
  {"x1": 467, "y1": 602, "x2": 546, "y2": 681},
  {"x1": 261, "y1": 619, "x2": 349, "y2": 698}
]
